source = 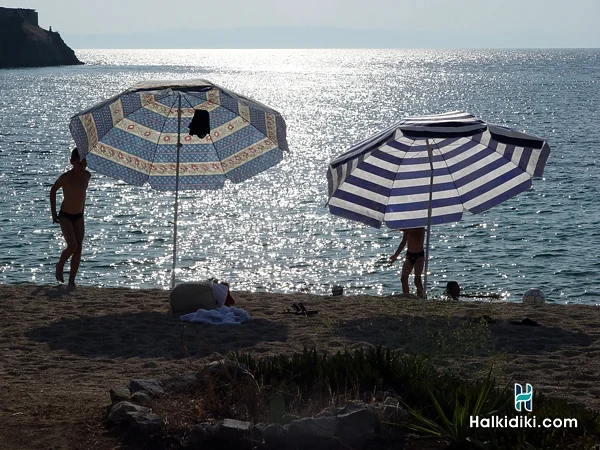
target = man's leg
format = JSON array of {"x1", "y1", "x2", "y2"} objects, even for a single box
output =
[
  {"x1": 400, "y1": 259, "x2": 414, "y2": 294},
  {"x1": 68, "y1": 218, "x2": 85, "y2": 286},
  {"x1": 414, "y1": 256, "x2": 425, "y2": 298},
  {"x1": 57, "y1": 217, "x2": 77, "y2": 283}
]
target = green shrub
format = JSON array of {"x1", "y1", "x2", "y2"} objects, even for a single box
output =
[{"x1": 221, "y1": 346, "x2": 600, "y2": 449}]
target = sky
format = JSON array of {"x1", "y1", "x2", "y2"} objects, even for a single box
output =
[{"x1": 4, "y1": 0, "x2": 600, "y2": 48}]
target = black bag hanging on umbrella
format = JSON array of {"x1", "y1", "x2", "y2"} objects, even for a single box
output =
[{"x1": 188, "y1": 109, "x2": 210, "y2": 138}]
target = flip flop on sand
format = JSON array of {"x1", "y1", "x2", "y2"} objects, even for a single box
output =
[{"x1": 280, "y1": 303, "x2": 318, "y2": 317}]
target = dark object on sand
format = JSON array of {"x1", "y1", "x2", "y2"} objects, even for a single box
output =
[
  {"x1": 511, "y1": 318, "x2": 540, "y2": 326},
  {"x1": 281, "y1": 302, "x2": 318, "y2": 317},
  {"x1": 188, "y1": 109, "x2": 210, "y2": 138},
  {"x1": 332, "y1": 285, "x2": 344, "y2": 296},
  {"x1": 446, "y1": 281, "x2": 461, "y2": 300}
]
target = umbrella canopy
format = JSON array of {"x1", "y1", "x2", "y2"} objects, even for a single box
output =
[
  {"x1": 69, "y1": 79, "x2": 289, "y2": 288},
  {"x1": 327, "y1": 111, "x2": 550, "y2": 300},
  {"x1": 69, "y1": 79, "x2": 288, "y2": 190}
]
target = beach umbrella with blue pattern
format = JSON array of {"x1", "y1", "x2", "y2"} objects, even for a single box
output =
[
  {"x1": 69, "y1": 79, "x2": 288, "y2": 288},
  {"x1": 327, "y1": 111, "x2": 550, "y2": 301}
]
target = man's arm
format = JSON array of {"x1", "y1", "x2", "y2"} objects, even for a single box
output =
[
  {"x1": 49, "y1": 175, "x2": 65, "y2": 223},
  {"x1": 389, "y1": 233, "x2": 407, "y2": 264},
  {"x1": 84, "y1": 170, "x2": 91, "y2": 214}
]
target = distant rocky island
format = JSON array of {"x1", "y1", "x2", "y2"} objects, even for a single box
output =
[{"x1": 0, "y1": 7, "x2": 82, "y2": 69}]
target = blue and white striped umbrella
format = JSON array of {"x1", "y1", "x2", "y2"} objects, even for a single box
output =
[
  {"x1": 69, "y1": 79, "x2": 288, "y2": 288},
  {"x1": 327, "y1": 111, "x2": 550, "y2": 299}
]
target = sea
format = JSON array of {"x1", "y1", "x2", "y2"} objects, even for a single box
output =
[{"x1": 1, "y1": 49, "x2": 599, "y2": 304}]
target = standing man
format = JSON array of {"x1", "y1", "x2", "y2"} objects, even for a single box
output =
[
  {"x1": 50, "y1": 148, "x2": 91, "y2": 287},
  {"x1": 389, "y1": 227, "x2": 426, "y2": 297}
]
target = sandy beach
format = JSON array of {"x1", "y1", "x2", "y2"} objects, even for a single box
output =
[{"x1": 1, "y1": 283, "x2": 599, "y2": 449}]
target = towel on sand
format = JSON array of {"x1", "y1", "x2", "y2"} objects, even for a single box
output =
[{"x1": 180, "y1": 306, "x2": 251, "y2": 325}]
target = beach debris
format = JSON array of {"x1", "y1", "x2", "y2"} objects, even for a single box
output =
[
  {"x1": 221, "y1": 418, "x2": 252, "y2": 434},
  {"x1": 332, "y1": 285, "x2": 344, "y2": 296},
  {"x1": 522, "y1": 288, "x2": 546, "y2": 304}
]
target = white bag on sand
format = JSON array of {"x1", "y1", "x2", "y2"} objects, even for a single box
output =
[{"x1": 169, "y1": 282, "x2": 216, "y2": 314}]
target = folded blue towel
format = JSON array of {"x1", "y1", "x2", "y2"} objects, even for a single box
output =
[{"x1": 180, "y1": 306, "x2": 250, "y2": 325}]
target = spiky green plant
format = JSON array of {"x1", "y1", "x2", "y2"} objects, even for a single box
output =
[{"x1": 401, "y1": 369, "x2": 512, "y2": 448}]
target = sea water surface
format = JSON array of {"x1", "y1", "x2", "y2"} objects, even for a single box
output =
[{"x1": 1, "y1": 49, "x2": 599, "y2": 303}]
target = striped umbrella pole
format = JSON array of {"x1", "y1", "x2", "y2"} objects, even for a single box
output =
[
  {"x1": 171, "y1": 93, "x2": 182, "y2": 289},
  {"x1": 423, "y1": 139, "x2": 434, "y2": 313}
]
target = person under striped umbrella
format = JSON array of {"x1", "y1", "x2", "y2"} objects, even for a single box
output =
[{"x1": 327, "y1": 111, "x2": 550, "y2": 303}]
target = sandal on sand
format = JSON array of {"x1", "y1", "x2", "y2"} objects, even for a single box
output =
[
  {"x1": 280, "y1": 303, "x2": 319, "y2": 317},
  {"x1": 298, "y1": 302, "x2": 318, "y2": 316},
  {"x1": 511, "y1": 318, "x2": 540, "y2": 326}
]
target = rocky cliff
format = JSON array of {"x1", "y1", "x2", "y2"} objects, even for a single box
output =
[{"x1": 0, "y1": 7, "x2": 82, "y2": 69}]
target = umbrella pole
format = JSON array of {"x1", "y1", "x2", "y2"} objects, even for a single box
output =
[
  {"x1": 171, "y1": 93, "x2": 182, "y2": 289},
  {"x1": 423, "y1": 139, "x2": 434, "y2": 314}
]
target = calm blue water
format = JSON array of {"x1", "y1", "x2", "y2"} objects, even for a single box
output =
[{"x1": 1, "y1": 49, "x2": 599, "y2": 303}]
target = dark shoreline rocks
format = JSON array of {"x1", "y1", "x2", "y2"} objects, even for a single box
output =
[
  {"x1": 0, "y1": 7, "x2": 82, "y2": 69},
  {"x1": 106, "y1": 371, "x2": 409, "y2": 450}
]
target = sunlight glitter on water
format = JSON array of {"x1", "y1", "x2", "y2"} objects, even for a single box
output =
[{"x1": 1, "y1": 49, "x2": 599, "y2": 302}]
